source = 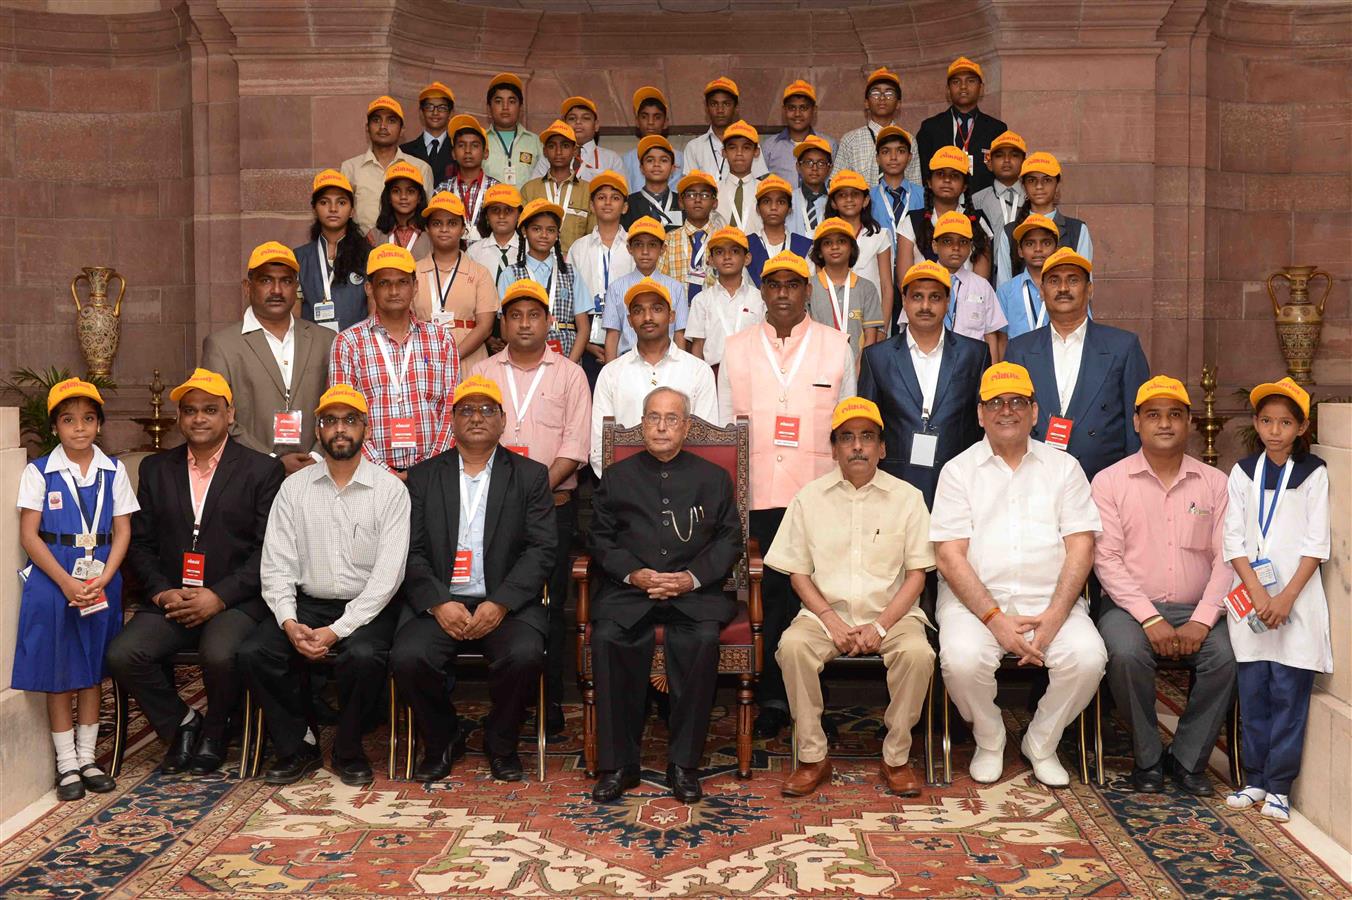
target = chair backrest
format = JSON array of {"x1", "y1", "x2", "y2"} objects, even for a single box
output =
[{"x1": 601, "y1": 414, "x2": 751, "y2": 591}]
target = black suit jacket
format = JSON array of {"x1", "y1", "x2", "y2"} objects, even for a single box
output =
[
  {"x1": 858, "y1": 328, "x2": 990, "y2": 508},
  {"x1": 402, "y1": 445, "x2": 556, "y2": 635},
  {"x1": 917, "y1": 106, "x2": 1008, "y2": 193},
  {"x1": 401, "y1": 135, "x2": 456, "y2": 189},
  {"x1": 125, "y1": 439, "x2": 284, "y2": 620},
  {"x1": 590, "y1": 450, "x2": 743, "y2": 630}
]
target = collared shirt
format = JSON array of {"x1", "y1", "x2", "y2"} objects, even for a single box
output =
[
  {"x1": 716, "y1": 172, "x2": 762, "y2": 234},
  {"x1": 1092, "y1": 450, "x2": 1232, "y2": 627},
  {"x1": 529, "y1": 139, "x2": 624, "y2": 183},
  {"x1": 495, "y1": 253, "x2": 590, "y2": 353},
  {"x1": 993, "y1": 208, "x2": 1095, "y2": 288},
  {"x1": 520, "y1": 174, "x2": 595, "y2": 253},
  {"x1": 260, "y1": 455, "x2": 410, "y2": 638},
  {"x1": 568, "y1": 228, "x2": 636, "y2": 331},
  {"x1": 683, "y1": 126, "x2": 770, "y2": 180},
  {"x1": 906, "y1": 328, "x2": 944, "y2": 417},
  {"x1": 788, "y1": 184, "x2": 829, "y2": 236},
  {"x1": 659, "y1": 215, "x2": 726, "y2": 290},
  {"x1": 620, "y1": 145, "x2": 684, "y2": 196},
  {"x1": 930, "y1": 437, "x2": 1102, "y2": 614},
  {"x1": 899, "y1": 269, "x2": 1006, "y2": 342},
  {"x1": 241, "y1": 306, "x2": 296, "y2": 392},
  {"x1": 469, "y1": 346, "x2": 592, "y2": 490},
  {"x1": 455, "y1": 452, "x2": 493, "y2": 598},
  {"x1": 413, "y1": 251, "x2": 498, "y2": 368},
  {"x1": 985, "y1": 181, "x2": 1026, "y2": 229},
  {"x1": 483, "y1": 126, "x2": 543, "y2": 187},
  {"x1": 435, "y1": 170, "x2": 502, "y2": 241},
  {"x1": 762, "y1": 127, "x2": 837, "y2": 184},
  {"x1": 422, "y1": 130, "x2": 447, "y2": 155},
  {"x1": 590, "y1": 341, "x2": 719, "y2": 475},
  {"x1": 18, "y1": 444, "x2": 138, "y2": 516},
  {"x1": 340, "y1": 148, "x2": 435, "y2": 234},
  {"x1": 188, "y1": 438, "x2": 227, "y2": 519},
  {"x1": 329, "y1": 314, "x2": 460, "y2": 471},
  {"x1": 996, "y1": 270, "x2": 1044, "y2": 339},
  {"x1": 685, "y1": 278, "x2": 765, "y2": 366},
  {"x1": 808, "y1": 270, "x2": 884, "y2": 359},
  {"x1": 601, "y1": 269, "x2": 689, "y2": 355},
  {"x1": 466, "y1": 233, "x2": 520, "y2": 283},
  {"x1": 766, "y1": 467, "x2": 935, "y2": 630},
  {"x1": 836, "y1": 120, "x2": 922, "y2": 186},
  {"x1": 1051, "y1": 316, "x2": 1089, "y2": 410}
]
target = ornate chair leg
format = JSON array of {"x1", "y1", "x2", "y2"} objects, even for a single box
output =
[
  {"x1": 737, "y1": 674, "x2": 754, "y2": 779},
  {"x1": 941, "y1": 679, "x2": 952, "y2": 786},
  {"x1": 582, "y1": 681, "x2": 598, "y2": 778},
  {"x1": 1094, "y1": 689, "x2": 1105, "y2": 786},
  {"x1": 1077, "y1": 705, "x2": 1091, "y2": 785},
  {"x1": 250, "y1": 699, "x2": 266, "y2": 779}
]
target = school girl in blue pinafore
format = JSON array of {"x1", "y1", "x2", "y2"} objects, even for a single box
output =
[
  {"x1": 1222, "y1": 378, "x2": 1331, "y2": 823},
  {"x1": 13, "y1": 379, "x2": 138, "y2": 801}
]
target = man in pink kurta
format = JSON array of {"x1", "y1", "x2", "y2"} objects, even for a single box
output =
[{"x1": 717, "y1": 250, "x2": 855, "y2": 738}]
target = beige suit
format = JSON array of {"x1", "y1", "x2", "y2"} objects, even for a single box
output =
[{"x1": 201, "y1": 316, "x2": 335, "y2": 454}]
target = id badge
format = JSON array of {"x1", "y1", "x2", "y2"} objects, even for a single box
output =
[
  {"x1": 389, "y1": 417, "x2": 417, "y2": 449},
  {"x1": 910, "y1": 432, "x2": 938, "y2": 467},
  {"x1": 182, "y1": 551, "x2": 206, "y2": 587},
  {"x1": 431, "y1": 311, "x2": 454, "y2": 329},
  {"x1": 314, "y1": 301, "x2": 336, "y2": 322},
  {"x1": 547, "y1": 338, "x2": 564, "y2": 354},
  {"x1": 505, "y1": 445, "x2": 529, "y2": 457},
  {"x1": 273, "y1": 410, "x2": 303, "y2": 445},
  {"x1": 1251, "y1": 557, "x2": 1279, "y2": 589},
  {"x1": 452, "y1": 549, "x2": 473, "y2": 584},
  {"x1": 503, "y1": 164, "x2": 516, "y2": 183},
  {"x1": 71, "y1": 556, "x2": 105, "y2": 581},
  {"x1": 47, "y1": 491, "x2": 63, "y2": 510},
  {"x1": 773, "y1": 416, "x2": 801, "y2": 447},
  {"x1": 1045, "y1": 416, "x2": 1073, "y2": 450}
]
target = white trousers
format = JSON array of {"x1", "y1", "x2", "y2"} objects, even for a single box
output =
[{"x1": 937, "y1": 597, "x2": 1107, "y2": 760}]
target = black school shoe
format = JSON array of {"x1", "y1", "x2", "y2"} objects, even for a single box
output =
[
  {"x1": 78, "y1": 763, "x2": 116, "y2": 793},
  {"x1": 56, "y1": 770, "x2": 86, "y2": 802}
]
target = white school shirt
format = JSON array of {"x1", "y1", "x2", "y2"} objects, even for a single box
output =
[
  {"x1": 716, "y1": 172, "x2": 763, "y2": 234},
  {"x1": 684, "y1": 280, "x2": 765, "y2": 366},
  {"x1": 567, "y1": 229, "x2": 636, "y2": 328},
  {"x1": 18, "y1": 444, "x2": 139, "y2": 516},
  {"x1": 683, "y1": 127, "x2": 769, "y2": 180},
  {"x1": 1050, "y1": 317, "x2": 1089, "y2": 410},
  {"x1": 1223, "y1": 455, "x2": 1332, "y2": 672},
  {"x1": 851, "y1": 227, "x2": 892, "y2": 296},
  {"x1": 467, "y1": 234, "x2": 521, "y2": 285},
  {"x1": 240, "y1": 306, "x2": 296, "y2": 391}
]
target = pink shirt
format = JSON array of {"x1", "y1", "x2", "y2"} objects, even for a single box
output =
[
  {"x1": 469, "y1": 346, "x2": 592, "y2": 491},
  {"x1": 187, "y1": 439, "x2": 227, "y2": 519},
  {"x1": 1091, "y1": 450, "x2": 1232, "y2": 627}
]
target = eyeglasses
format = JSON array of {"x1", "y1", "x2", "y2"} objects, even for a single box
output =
[
  {"x1": 454, "y1": 403, "x2": 502, "y2": 419},
  {"x1": 836, "y1": 431, "x2": 880, "y2": 445},
  {"x1": 642, "y1": 412, "x2": 687, "y2": 428},
  {"x1": 421, "y1": 103, "x2": 452, "y2": 113},
  {"x1": 681, "y1": 190, "x2": 714, "y2": 201},
  {"x1": 983, "y1": 397, "x2": 1032, "y2": 412},
  {"x1": 318, "y1": 413, "x2": 363, "y2": 428},
  {"x1": 867, "y1": 88, "x2": 899, "y2": 100},
  {"x1": 798, "y1": 158, "x2": 831, "y2": 169}
]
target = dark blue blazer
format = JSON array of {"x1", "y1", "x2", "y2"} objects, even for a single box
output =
[
  {"x1": 747, "y1": 232, "x2": 813, "y2": 287},
  {"x1": 1004, "y1": 319, "x2": 1150, "y2": 481},
  {"x1": 858, "y1": 327, "x2": 990, "y2": 508},
  {"x1": 294, "y1": 238, "x2": 370, "y2": 333}
]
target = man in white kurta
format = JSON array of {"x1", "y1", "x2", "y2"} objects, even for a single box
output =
[{"x1": 930, "y1": 361, "x2": 1105, "y2": 787}]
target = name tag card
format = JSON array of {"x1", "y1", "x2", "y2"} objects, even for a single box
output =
[
  {"x1": 452, "y1": 549, "x2": 474, "y2": 584},
  {"x1": 1045, "y1": 416, "x2": 1073, "y2": 450},
  {"x1": 314, "y1": 302, "x2": 336, "y2": 322},
  {"x1": 505, "y1": 445, "x2": 529, "y2": 457},
  {"x1": 71, "y1": 557, "x2": 104, "y2": 581},
  {"x1": 773, "y1": 416, "x2": 801, "y2": 447},
  {"x1": 910, "y1": 432, "x2": 938, "y2": 467},
  {"x1": 79, "y1": 593, "x2": 109, "y2": 617},
  {"x1": 47, "y1": 491, "x2": 63, "y2": 510},
  {"x1": 182, "y1": 552, "x2": 206, "y2": 587},
  {"x1": 273, "y1": 411, "x2": 303, "y2": 445},
  {"x1": 547, "y1": 339, "x2": 564, "y2": 354},
  {"x1": 1251, "y1": 557, "x2": 1280, "y2": 589},
  {"x1": 389, "y1": 417, "x2": 417, "y2": 449}
]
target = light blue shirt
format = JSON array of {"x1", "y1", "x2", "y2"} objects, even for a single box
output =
[
  {"x1": 620, "y1": 146, "x2": 684, "y2": 196},
  {"x1": 993, "y1": 211, "x2": 1094, "y2": 288},
  {"x1": 997, "y1": 270, "x2": 1043, "y2": 339},
  {"x1": 870, "y1": 178, "x2": 923, "y2": 255},
  {"x1": 761, "y1": 128, "x2": 837, "y2": 185},
  {"x1": 495, "y1": 253, "x2": 591, "y2": 317},
  {"x1": 454, "y1": 453, "x2": 493, "y2": 599},
  {"x1": 787, "y1": 186, "x2": 829, "y2": 237},
  {"x1": 601, "y1": 269, "x2": 689, "y2": 355}
]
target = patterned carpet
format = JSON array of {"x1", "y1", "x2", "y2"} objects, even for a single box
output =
[{"x1": 0, "y1": 678, "x2": 1348, "y2": 899}]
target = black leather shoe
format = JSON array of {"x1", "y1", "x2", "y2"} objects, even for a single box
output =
[
  {"x1": 667, "y1": 763, "x2": 702, "y2": 803},
  {"x1": 1165, "y1": 754, "x2": 1214, "y2": 796},
  {"x1": 263, "y1": 743, "x2": 323, "y2": 785},
  {"x1": 1129, "y1": 761, "x2": 1165, "y2": 793},
  {"x1": 592, "y1": 766, "x2": 641, "y2": 803},
  {"x1": 78, "y1": 763, "x2": 116, "y2": 793},
  {"x1": 545, "y1": 703, "x2": 566, "y2": 738},
  {"x1": 753, "y1": 707, "x2": 789, "y2": 740},
  {"x1": 161, "y1": 712, "x2": 202, "y2": 774},
  {"x1": 412, "y1": 732, "x2": 467, "y2": 782},
  {"x1": 489, "y1": 752, "x2": 525, "y2": 782},
  {"x1": 335, "y1": 753, "x2": 374, "y2": 787},
  {"x1": 186, "y1": 735, "x2": 228, "y2": 776},
  {"x1": 56, "y1": 771, "x2": 86, "y2": 802}
]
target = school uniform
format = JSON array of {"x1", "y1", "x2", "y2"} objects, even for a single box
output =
[
  {"x1": 294, "y1": 236, "x2": 370, "y2": 332},
  {"x1": 483, "y1": 127, "x2": 542, "y2": 188},
  {"x1": 896, "y1": 269, "x2": 1006, "y2": 342},
  {"x1": 496, "y1": 255, "x2": 590, "y2": 356},
  {"x1": 467, "y1": 234, "x2": 521, "y2": 287},
  {"x1": 401, "y1": 131, "x2": 456, "y2": 189},
  {"x1": 438, "y1": 172, "x2": 501, "y2": 243},
  {"x1": 916, "y1": 106, "x2": 1008, "y2": 193},
  {"x1": 12, "y1": 446, "x2": 138, "y2": 693},
  {"x1": 569, "y1": 228, "x2": 636, "y2": 357},
  {"x1": 996, "y1": 270, "x2": 1045, "y2": 340},
  {"x1": 836, "y1": 121, "x2": 923, "y2": 186},
  {"x1": 620, "y1": 146, "x2": 684, "y2": 198},
  {"x1": 871, "y1": 179, "x2": 924, "y2": 256},
  {"x1": 787, "y1": 185, "x2": 828, "y2": 237},
  {"x1": 683, "y1": 127, "x2": 769, "y2": 181},
  {"x1": 622, "y1": 187, "x2": 683, "y2": 232},
  {"x1": 716, "y1": 172, "x2": 764, "y2": 235},
  {"x1": 851, "y1": 225, "x2": 892, "y2": 298},
  {"x1": 1224, "y1": 451, "x2": 1331, "y2": 796},
  {"x1": 762, "y1": 129, "x2": 836, "y2": 184},
  {"x1": 684, "y1": 278, "x2": 764, "y2": 366},
  {"x1": 529, "y1": 140, "x2": 624, "y2": 183},
  {"x1": 808, "y1": 270, "x2": 884, "y2": 359},
  {"x1": 746, "y1": 231, "x2": 813, "y2": 288},
  {"x1": 521, "y1": 175, "x2": 594, "y2": 254},
  {"x1": 973, "y1": 181, "x2": 1026, "y2": 235},
  {"x1": 994, "y1": 210, "x2": 1093, "y2": 288}
]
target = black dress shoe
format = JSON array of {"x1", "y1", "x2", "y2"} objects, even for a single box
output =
[
  {"x1": 161, "y1": 712, "x2": 202, "y2": 774},
  {"x1": 263, "y1": 743, "x2": 323, "y2": 785},
  {"x1": 186, "y1": 735, "x2": 228, "y2": 776},
  {"x1": 545, "y1": 703, "x2": 566, "y2": 738},
  {"x1": 667, "y1": 763, "x2": 702, "y2": 803},
  {"x1": 592, "y1": 766, "x2": 641, "y2": 803},
  {"x1": 56, "y1": 771, "x2": 86, "y2": 802},
  {"x1": 335, "y1": 753, "x2": 374, "y2": 787},
  {"x1": 1165, "y1": 754, "x2": 1214, "y2": 796},
  {"x1": 753, "y1": 707, "x2": 789, "y2": 740},
  {"x1": 412, "y1": 732, "x2": 467, "y2": 782},
  {"x1": 489, "y1": 752, "x2": 524, "y2": 782},
  {"x1": 78, "y1": 763, "x2": 116, "y2": 793},
  {"x1": 1129, "y1": 761, "x2": 1165, "y2": 793}
]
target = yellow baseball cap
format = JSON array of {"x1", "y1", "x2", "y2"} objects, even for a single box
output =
[
  {"x1": 1021, "y1": 151, "x2": 1062, "y2": 178},
  {"x1": 367, "y1": 95, "x2": 403, "y2": 119},
  {"x1": 626, "y1": 216, "x2": 667, "y2": 243},
  {"x1": 831, "y1": 397, "x2": 884, "y2": 432},
  {"x1": 812, "y1": 217, "x2": 856, "y2": 243},
  {"x1": 947, "y1": 56, "x2": 984, "y2": 81},
  {"x1": 422, "y1": 190, "x2": 466, "y2": 220},
  {"x1": 623, "y1": 277, "x2": 673, "y2": 308},
  {"x1": 366, "y1": 243, "x2": 417, "y2": 275},
  {"x1": 875, "y1": 125, "x2": 913, "y2": 150},
  {"x1": 989, "y1": 130, "x2": 1027, "y2": 154},
  {"x1": 793, "y1": 134, "x2": 833, "y2": 159},
  {"x1": 311, "y1": 168, "x2": 353, "y2": 195},
  {"x1": 901, "y1": 260, "x2": 953, "y2": 292},
  {"x1": 638, "y1": 134, "x2": 676, "y2": 160},
  {"x1": 1249, "y1": 377, "x2": 1310, "y2": 417},
  {"x1": 828, "y1": 169, "x2": 869, "y2": 195},
  {"x1": 1013, "y1": 213, "x2": 1060, "y2": 242},
  {"x1": 1135, "y1": 375, "x2": 1191, "y2": 409},
  {"x1": 501, "y1": 278, "x2": 551, "y2": 310},
  {"x1": 632, "y1": 86, "x2": 668, "y2": 115},
  {"x1": 453, "y1": 374, "x2": 503, "y2": 407},
  {"x1": 703, "y1": 76, "x2": 739, "y2": 98},
  {"x1": 383, "y1": 159, "x2": 424, "y2": 186},
  {"x1": 489, "y1": 72, "x2": 525, "y2": 94},
  {"x1": 449, "y1": 114, "x2": 487, "y2": 143},
  {"x1": 755, "y1": 173, "x2": 793, "y2": 201},
  {"x1": 482, "y1": 183, "x2": 523, "y2": 209},
  {"x1": 560, "y1": 95, "x2": 597, "y2": 117},
  {"x1": 932, "y1": 210, "x2": 973, "y2": 240},
  {"x1": 761, "y1": 251, "x2": 810, "y2": 280},
  {"x1": 707, "y1": 226, "x2": 749, "y2": 251},
  {"x1": 539, "y1": 119, "x2": 577, "y2": 144},
  {"x1": 588, "y1": 170, "x2": 629, "y2": 197},
  {"x1": 782, "y1": 79, "x2": 817, "y2": 104},
  {"x1": 866, "y1": 67, "x2": 901, "y2": 92},
  {"x1": 929, "y1": 146, "x2": 971, "y2": 175},
  {"x1": 979, "y1": 362, "x2": 1035, "y2": 401},
  {"x1": 677, "y1": 170, "x2": 717, "y2": 194},
  {"x1": 1041, "y1": 246, "x2": 1092, "y2": 277},
  {"x1": 247, "y1": 240, "x2": 300, "y2": 272},
  {"x1": 315, "y1": 384, "x2": 368, "y2": 416},
  {"x1": 170, "y1": 368, "x2": 233, "y2": 405},
  {"x1": 47, "y1": 378, "x2": 104, "y2": 413},
  {"x1": 418, "y1": 81, "x2": 454, "y2": 104},
  {"x1": 520, "y1": 197, "x2": 565, "y2": 224},
  {"x1": 722, "y1": 119, "x2": 759, "y2": 146}
]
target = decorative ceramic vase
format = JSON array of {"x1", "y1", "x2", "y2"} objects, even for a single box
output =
[
  {"x1": 1266, "y1": 265, "x2": 1332, "y2": 385},
  {"x1": 70, "y1": 266, "x2": 126, "y2": 380}
]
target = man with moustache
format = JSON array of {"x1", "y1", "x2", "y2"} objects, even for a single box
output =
[
  {"x1": 1092, "y1": 376, "x2": 1235, "y2": 796},
  {"x1": 240, "y1": 385, "x2": 410, "y2": 786}
]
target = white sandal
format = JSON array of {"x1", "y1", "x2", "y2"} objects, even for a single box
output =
[
  {"x1": 1226, "y1": 785, "x2": 1267, "y2": 809},
  {"x1": 1261, "y1": 793, "x2": 1291, "y2": 822}
]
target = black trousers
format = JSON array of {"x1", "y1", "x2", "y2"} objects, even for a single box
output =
[
  {"x1": 749, "y1": 507, "x2": 796, "y2": 711},
  {"x1": 391, "y1": 605, "x2": 544, "y2": 757},
  {"x1": 236, "y1": 596, "x2": 398, "y2": 761},
  {"x1": 592, "y1": 605, "x2": 721, "y2": 771},
  {"x1": 106, "y1": 606, "x2": 257, "y2": 743},
  {"x1": 544, "y1": 498, "x2": 576, "y2": 707}
]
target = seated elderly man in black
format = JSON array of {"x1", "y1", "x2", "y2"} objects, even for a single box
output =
[{"x1": 589, "y1": 386, "x2": 743, "y2": 804}]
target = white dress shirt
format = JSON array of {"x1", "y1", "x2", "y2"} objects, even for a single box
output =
[
  {"x1": 906, "y1": 328, "x2": 944, "y2": 418},
  {"x1": 683, "y1": 127, "x2": 769, "y2": 180},
  {"x1": 422, "y1": 131, "x2": 447, "y2": 155},
  {"x1": 684, "y1": 279, "x2": 765, "y2": 366},
  {"x1": 716, "y1": 172, "x2": 762, "y2": 234},
  {"x1": 241, "y1": 306, "x2": 296, "y2": 391},
  {"x1": 567, "y1": 228, "x2": 636, "y2": 317},
  {"x1": 1050, "y1": 316, "x2": 1089, "y2": 411},
  {"x1": 17, "y1": 444, "x2": 139, "y2": 516}
]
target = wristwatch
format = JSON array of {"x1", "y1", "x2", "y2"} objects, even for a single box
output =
[{"x1": 872, "y1": 621, "x2": 887, "y2": 638}]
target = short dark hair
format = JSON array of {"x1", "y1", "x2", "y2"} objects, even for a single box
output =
[
  {"x1": 48, "y1": 396, "x2": 105, "y2": 430},
  {"x1": 488, "y1": 83, "x2": 523, "y2": 105},
  {"x1": 637, "y1": 98, "x2": 667, "y2": 116},
  {"x1": 876, "y1": 134, "x2": 912, "y2": 153},
  {"x1": 809, "y1": 235, "x2": 860, "y2": 268}
]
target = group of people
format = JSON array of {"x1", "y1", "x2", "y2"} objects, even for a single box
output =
[{"x1": 10, "y1": 62, "x2": 1331, "y2": 826}]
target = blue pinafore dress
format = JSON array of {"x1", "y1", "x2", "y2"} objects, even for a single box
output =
[{"x1": 11, "y1": 456, "x2": 123, "y2": 692}]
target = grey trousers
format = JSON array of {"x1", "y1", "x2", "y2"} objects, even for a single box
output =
[{"x1": 1099, "y1": 601, "x2": 1236, "y2": 773}]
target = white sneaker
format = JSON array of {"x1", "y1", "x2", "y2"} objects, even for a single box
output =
[
  {"x1": 1020, "y1": 734, "x2": 1070, "y2": 788},
  {"x1": 1261, "y1": 793, "x2": 1291, "y2": 822},
  {"x1": 969, "y1": 741, "x2": 1005, "y2": 784},
  {"x1": 1226, "y1": 786, "x2": 1267, "y2": 809}
]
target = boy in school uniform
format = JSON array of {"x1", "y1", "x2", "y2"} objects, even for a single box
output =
[
  {"x1": 870, "y1": 125, "x2": 924, "y2": 251},
  {"x1": 436, "y1": 114, "x2": 498, "y2": 242},
  {"x1": 569, "y1": 171, "x2": 636, "y2": 378},
  {"x1": 482, "y1": 72, "x2": 542, "y2": 188},
  {"x1": 521, "y1": 119, "x2": 594, "y2": 254},
  {"x1": 995, "y1": 213, "x2": 1058, "y2": 340},
  {"x1": 762, "y1": 80, "x2": 837, "y2": 184},
  {"x1": 684, "y1": 76, "x2": 769, "y2": 181},
  {"x1": 622, "y1": 135, "x2": 683, "y2": 231},
  {"x1": 837, "y1": 68, "x2": 921, "y2": 187},
  {"x1": 898, "y1": 211, "x2": 1007, "y2": 360},
  {"x1": 620, "y1": 87, "x2": 683, "y2": 194},
  {"x1": 992, "y1": 151, "x2": 1094, "y2": 287},
  {"x1": 660, "y1": 170, "x2": 726, "y2": 305},
  {"x1": 716, "y1": 120, "x2": 765, "y2": 235},
  {"x1": 530, "y1": 96, "x2": 623, "y2": 183},
  {"x1": 400, "y1": 82, "x2": 456, "y2": 188},
  {"x1": 601, "y1": 216, "x2": 688, "y2": 361},
  {"x1": 747, "y1": 174, "x2": 814, "y2": 287},
  {"x1": 686, "y1": 226, "x2": 765, "y2": 367},
  {"x1": 788, "y1": 134, "x2": 833, "y2": 236},
  {"x1": 916, "y1": 57, "x2": 1008, "y2": 193},
  {"x1": 972, "y1": 130, "x2": 1027, "y2": 234}
]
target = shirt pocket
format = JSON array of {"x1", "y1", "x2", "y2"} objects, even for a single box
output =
[
  {"x1": 531, "y1": 388, "x2": 566, "y2": 429},
  {"x1": 863, "y1": 532, "x2": 911, "y2": 581},
  {"x1": 1183, "y1": 513, "x2": 1214, "y2": 552},
  {"x1": 350, "y1": 523, "x2": 380, "y2": 571}
]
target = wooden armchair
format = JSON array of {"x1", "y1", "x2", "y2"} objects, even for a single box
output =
[{"x1": 572, "y1": 415, "x2": 763, "y2": 778}]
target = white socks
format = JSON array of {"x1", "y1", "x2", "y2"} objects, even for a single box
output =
[
  {"x1": 1226, "y1": 785, "x2": 1266, "y2": 809},
  {"x1": 76, "y1": 722, "x2": 102, "y2": 773},
  {"x1": 52, "y1": 730, "x2": 80, "y2": 785}
]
